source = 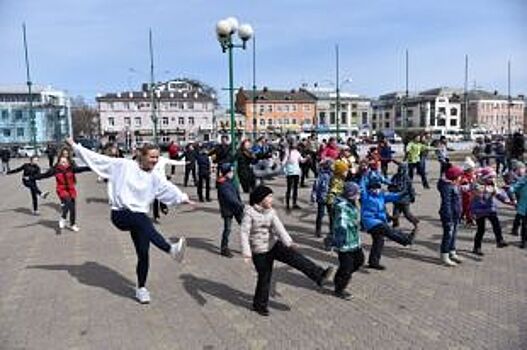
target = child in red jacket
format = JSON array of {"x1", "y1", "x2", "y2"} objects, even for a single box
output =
[
  {"x1": 34, "y1": 151, "x2": 90, "y2": 233},
  {"x1": 460, "y1": 157, "x2": 477, "y2": 226}
]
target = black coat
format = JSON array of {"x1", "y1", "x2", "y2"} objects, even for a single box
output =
[
  {"x1": 7, "y1": 163, "x2": 41, "y2": 178},
  {"x1": 196, "y1": 152, "x2": 211, "y2": 176},
  {"x1": 437, "y1": 178, "x2": 461, "y2": 222},
  {"x1": 217, "y1": 177, "x2": 244, "y2": 218},
  {"x1": 210, "y1": 144, "x2": 232, "y2": 165},
  {"x1": 0, "y1": 149, "x2": 10, "y2": 162}
]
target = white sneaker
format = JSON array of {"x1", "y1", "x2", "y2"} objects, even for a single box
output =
[
  {"x1": 58, "y1": 218, "x2": 66, "y2": 229},
  {"x1": 170, "y1": 237, "x2": 186, "y2": 263},
  {"x1": 69, "y1": 225, "x2": 80, "y2": 232},
  {"x1": 449, "y1": 251, "x2": 463, "y2": 264},
  {"x1": 33, "y1": 210, "x2": 40, "y2": 216},
  {"x1": 40, "y1": 191, "x2": 49, "y2": 199},
  {"x1": 441, "y1": 253, "x2": 457, "y2": 267},
  {"x1": 135, "y1": 287, "x2": 151, "y2": 304}
]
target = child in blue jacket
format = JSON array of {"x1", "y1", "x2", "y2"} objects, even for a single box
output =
[
  {"x1": 217, "y1": 163, "x2": 244, "y2": 257},
  {"x1": 311, "y1": 159, "x2": 333, "y2": 237},
  {"x1": 507, "y1": 169, "x2": 527, "y2": 249},
  {"x1": 360, "y1": 178, "x2": 414, "y2": 270}
]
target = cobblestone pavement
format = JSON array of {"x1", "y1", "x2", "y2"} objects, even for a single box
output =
[{"x1": 0, "y1": 159, "x2": 526, "y2": 350}]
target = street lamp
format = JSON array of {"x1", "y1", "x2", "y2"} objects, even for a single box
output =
[{"x1": 215, "y1": 17, "x2": 253, "y2": 160}]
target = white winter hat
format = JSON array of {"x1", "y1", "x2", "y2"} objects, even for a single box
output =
[{"x1": 463, "y1": 157, "x2": 476, "y2": 171}]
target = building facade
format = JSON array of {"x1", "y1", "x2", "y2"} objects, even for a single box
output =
[
  {"x1": 307, "y1": 88, "x2": 371, "y2": 138},
  {"x1": 235, "y1": 88, "x2": 317, "y2": 136},
  {"x1": 214, "y1": 111, "x2": 246, "y2": 142},
  {"x1": 466, "y1": 90, "x2": 525, "y2": 134},
  {"x1": 97, "y1": 79, "x2": 217, "y2": 146},
  {"x1": 0, "y1": 85, "x2": 71, "y2": 145},
  {"x1": 372, "y1": 88, "x2": 462, "y2": 137}
]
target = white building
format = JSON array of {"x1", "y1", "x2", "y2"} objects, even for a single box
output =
[
  {"x1": 0, "y1": 85, "x2": 71, "y2": 145},
  {"x1": 307, "y1": 88, "x2": 372, "y2": 138},
  {"x1": 97, "y1": 79, "x2": 217, "y2": 146}
]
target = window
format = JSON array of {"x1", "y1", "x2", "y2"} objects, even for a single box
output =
[
  {"x1": 351, "y1": 104, "x2": 357, "y2": 109},
  {"x1": 187, "y1": 102, "x2": 194, "y2": 110},
  {"x1": 178, "y1": 102, "x2": 185, "y2": 110},
  {"x1": 304, "y1": 104, "x2": 311, "y2": 111},
  {"x1": 438, "y1": 117, "x2": 446, "y2": 126},
  {"x1": 450, "y1": 119, "x2": 457, "y2": 126},
  {"x1": 17, "y1": 128, "x2": 24, "y2": 137},
  {"x1": 292, "y1": 105, "x2": 297, "y2": 112},
  {"x1": 292, "y1": 118, "x2": 297, "y2": 125},
  {"x1": 372, "y1": 123, "x2": 377, "y2": 129},
  {"x1": 384, "y1": 112, "x2": 390, "y2": 119},
  {"x1": 260, "y1": 119, "x2": 265, "y2": 126},
  {"x1": 341, "y1": 112, "x2": 347, "y2": 124},
  {"x1": 330, "y1": 112, "x2": 336, "y2": 124},
  {"x1": 267, "y1": 105, "x2": 273, "y2": 112},
  {"x1": 372, "y1": 113, "x2": 377, "y2": 121},
  {"x1": 319, "y1": 112, "x2": 326, "y2": 124},
  {"x1": 15, "y1": 110, "x2": 23, "y2": 120},
  {"x1": 284, "y1": 105, "x2": 290, "y2": 112},
  {"x1": 267, "y1": 118, "x2": 273, "y2": 125},
  {"x1": 123, "y1": 102, "x2": 130, "y2": 110},
  {"x1": 3, "y1": 129, "x2": 11, "y2": 137},
  {"x1": 438, "y1": 107, "x2": 446, "y2": 115},
  {"x1": 450, "y1": 108, "x2": 457, "y2": 116},
  {"x1": 162, "y1": 117, "x2": 169, "y2": 126},
  {"x1": 1, "y1": 110, "x2": 7, "y2": 120},
  {"x1": 178, "y1": 117, "x2": 184, "y2": 125},
  {"x1": 385, "y1": 122, "x2": 390, "y2": 128},
  {"x1": 351, "y1": 112, "x2": 357, "y2": 118},
  {"x1": 188, "y1": 117, "x2": 195, "y2": 125},
  {"x1": 162, "y1": 136, "x2": 170, "y2": 143},
  {"x1": 124, "y1": 117, "x2": 131, "y2": 126},
  {"x1": 362, "y1": 112, "x2": 368, "y2": 125},
  {"x1": 134, "y1": 117, "x2": 141, "y2": 127},
  {"x1": 108, "y1": 117, "x2": 115, "y2": 126}
]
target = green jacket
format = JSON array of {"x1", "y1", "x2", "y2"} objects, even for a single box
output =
[
  {"x1": 406, "y1": 141, "x2": 422, "y2": 164},
  {"x1": 331, "y1": 196, "x2": 361, "y2": 252}
]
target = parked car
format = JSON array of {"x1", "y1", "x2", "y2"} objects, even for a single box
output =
[{"x1": 17, "y1": 145, "x2": 42, "y2": 158}]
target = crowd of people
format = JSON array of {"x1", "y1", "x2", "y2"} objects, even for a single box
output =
[{"x1": 3, "y1": 131, "x2": 526, "y2": 317}]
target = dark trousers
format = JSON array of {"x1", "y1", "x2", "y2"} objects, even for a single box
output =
[
  {"x1": 520, "y1": 215, "x2": 527, "y2": 245},
  {"x1": 152, "y1": 199, "x2": 168, "y2": 220},
  {"x1": 334, "y1": 249, "x2": 365, "y2": 293},
  {"x1": 300, "y1": 163, "x2": 311, "y2": 186},
  {"x1": 197, "y1": 174, "x2": 210, "y2": 201},
  {"x1": 512, "y1": 213, "x2": 522, "y2": 235},
  {"x1": 381, "y1": 161, "x2": 390, "y2": 177},
  {"x1": 111, "y1": 210, "x2": 172, "y2": 288},
  {"x1": 440, "y1": 220, "x2": 458, "y2": 253},
  {"x1": 48, "y1": 156, "x2": 55, "y2": 168},
  {"x1": 392, "y1": 203, "x2": 419, "y2": 227},
  {"x1": 367, "y1": 223, "x2": 411, "y2": 266},
  {"x1": 22, "y1": 178, "x2": 42, "y2": 212},
  {"x1": 474, "y1": 214, "x2": 504, "y2": 250},
  {"x1": 285, "y1": 175, "x2": 300, "y2": 208},
  {"x1": 495, "y1": 156, "x2": 506, "y2": 174},
  {"x1": 315, "y1": 202, "x2": 327, "y2": 235},
  {"x1": 252, "y1": 241, "x2": 325, "y2": 310},
  {"x1": 60, "y1": 198, "x2": 76, "y2": 225},
  {"x1": 439, "y1": 161, "x2": 449, "y2": 177},
  {"x1": 408, "y1": 161, "x2": 429, "y2": 188},
  {"x1": 221, "y1": 213, "x2": 242, "y2": 249},
  {"x1": 184, "y1": 164, "x2": 197, "y2": 187}
]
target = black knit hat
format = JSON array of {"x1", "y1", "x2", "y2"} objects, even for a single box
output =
[{"x1": 250, "y1": 185, "x2": 273, "y2": 205}]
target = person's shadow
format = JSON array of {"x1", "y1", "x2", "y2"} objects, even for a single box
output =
[
  {"x1": 180, "y1": 273, "x2": 290, "y2": 312},
  {"x1": 14, "y1": 219, "x2": 61, "y2": 235},
  {"x1": 27, "y1": 261, "x2": 135, "y2": 301},
  {"x1": 181, "y1": 237, "x2": 241, "y2": 256}
]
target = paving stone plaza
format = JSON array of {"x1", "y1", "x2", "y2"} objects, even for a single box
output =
[{"x1": 0, "y1": 159, "x2": 526, "y2": 350}]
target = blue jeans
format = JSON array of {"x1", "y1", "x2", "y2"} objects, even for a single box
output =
[
  {"x1": 440, "y1": 220, "x2": 458, "y2": 253},
  {"x1": 315, "y1": 202, "x2": 326, "y2": 235},
  {"x1": 221, "y1": 214, "x2": 242, "y2": 249},
  {"x1": 111, "y1": 209, "x2": 172, "y2": 287}
]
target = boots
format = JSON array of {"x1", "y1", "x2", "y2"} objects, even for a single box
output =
[
  {"x1": 441, "y1": 253, "x2": 457, "y2": 267},
  {"x1": 449, "y1": 251, "x2": 463, "y2": 264}
]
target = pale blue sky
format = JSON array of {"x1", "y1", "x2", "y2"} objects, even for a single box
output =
[{"x1": 1, "y1": 0, "x2": 526, "y2": 106}]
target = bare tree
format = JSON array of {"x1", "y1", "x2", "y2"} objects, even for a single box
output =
[{"x1": 71, "y1": 96, "x2": 100, "y2": 138}]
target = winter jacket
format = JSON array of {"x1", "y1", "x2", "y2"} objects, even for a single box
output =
[
  {"x1": 311, "y1": 168, "x2": 332, "y2": 204},
  {"x1": 240, "y1": 205, "x2": 293, "y2": 258},
  {"x1": 183, "y1": 148, "x2": 198, "y2": 165},
  {"x1": 8, "y1": 163, "x2": 41, "y2": 179},
  {"x1": 326, "y1": 175, "x2": 346, "y2": 206},
  {"x1": 437, "y1": 178, "x2": 462, "y2": 222},
  {"x1": 406, "y1": 142, "x2": 422, "y2": 164},
  {"x1": 360, "y1": 188, "x2": 401, "y2": 231},
  {"x1": 331, "y1": 196, "x2": 361, "y2": 252},
  {"x1": 196, "y1": 152, "x2": 211, "y2": 176},
  {"x1": 0, "y1": 149, "x2": 10, "y2": 162},
  {"x1": 320, "y1": 144, "x2": 340, "y2": 160},
  {"x1": 389, "y1": 168, "x2": 415, "y2": 204},
  {"x1": 364, "y1": 169, "x2": 391, "y2": 188},
  {"x1": 282, "y1": 149, "x2": 304, "y2": 176},
  {"x1": 509, "y1": 176, "x2": 527, "y2": 216},
  {"x1": 35, "y1": 164, "x2": 90, "y2": 200},
  {"x1": 470, "y1": 182, "x2": 509, "y2": 218},
  {"x1": 210, "y1": 144, "x2": 232, "y2": 165},
  {"x1": 217, "y1": 176, "x2": 244, "y2": 218},
  {"x1": 379, "y1": 145, "x2": 394, "y2": 161},
  {"x1": 236, "y1": 149, "x2": 256, "y2": 182}
]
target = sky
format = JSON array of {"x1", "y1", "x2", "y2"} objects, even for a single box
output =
[{"x1": 1, "y1": 0, "x2": 526, "y2": 107}]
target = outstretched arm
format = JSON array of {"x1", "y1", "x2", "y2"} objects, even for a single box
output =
[
  {"x1": 66, "y1": 137, "x2": 122, "y2": 179},
  {"x1": 6, "y1": 164, "x2": 25, "y2": 175}
]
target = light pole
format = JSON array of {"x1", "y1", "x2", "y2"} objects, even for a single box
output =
[
  {"x1": 148, "y1": 28, "x2": 159, "y2": 145},
  {"x1": 215, "y1": 17, "x2": 253, "y2": 159},
  {"x1": 22, "y1": 23, "x2": 37, "y2": 149},
  {"x1": 335, "y1": 44, "x2": 340, "y2": 141},
  {"x1": 252, "y1": 34, "x2": 257, "y2": 141}
]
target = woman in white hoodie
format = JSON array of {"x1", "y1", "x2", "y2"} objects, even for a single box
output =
[{"x1": 67, "y1": 138, "x2": 193, "y2": 304}]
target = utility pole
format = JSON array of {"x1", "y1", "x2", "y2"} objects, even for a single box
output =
[
  {"x1": 403, "y1": 49, "x2": 408, "y2": 131},
  {"x1": 507, "y1": 60, "x2": 512, "y2": 135},
  {"x1": 464, "y1": 54, "x2": 469, "y2": 130},
  {"x1": 22, "y1": 23, "x2": 36, "y2": 148},
  {"x1": 335, "y1": 44, "x2": 340, "y2": 141},
  {"x1": 149, "y1": 28, "x2": 158, "y2": 145},
  {"x1": 252, "y1": 35, "x2": 257, "y2": 141}
]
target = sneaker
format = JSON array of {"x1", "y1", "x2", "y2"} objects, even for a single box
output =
[
  {"x1": 497, "y1": 241, "x2": 509, "y2": 248},
  {"x1": 135, "y1": 287, "x2": 151, "y2": 304},
  {"x1": 69, "y1": 225, "x2": 80, "y2": 232},
  {"x1": 58, "y1": 218, "x2": 66, "y2": 229},
  {"x1": 40, "y1": 192, "x2": 49, "y2": 199},
  {"x1": 441, "y1": 253, "x2": 457, "y2": 267},
  {"x1": 170, "y1": 237, "x2": 186, "y2": 263},
  {"x1": 449, "y1": 251, "x2": 463, "y2": 264},
  {"x1": 334, "y1": 290, "x2": 353, "y2": 300},
  {"x1": 160, "y1": 207, "x2": 169, "y2": 215},
  {"x1": 317, "y1": 266, "x2": 335, "y2": 287},
  {"x1": 220, "y1": 247, "x2": 233, "y2": 258},
  {"x1": 32, "y1": 210, "x2": 40, "y2": 216}
]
